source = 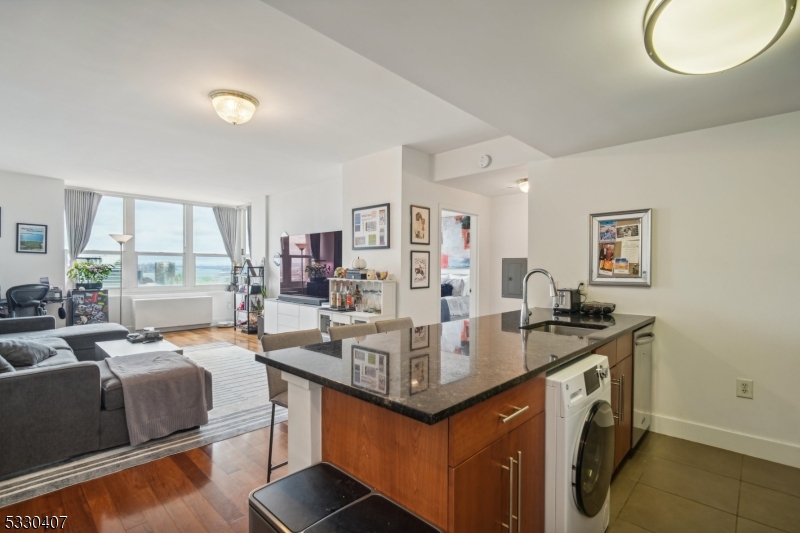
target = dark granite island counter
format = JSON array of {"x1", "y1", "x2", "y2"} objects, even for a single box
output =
[{"x1": 255, "y1": 308, "x2": 654, "y2": 532}]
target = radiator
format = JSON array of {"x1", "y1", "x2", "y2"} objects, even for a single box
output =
[{"x1": 132, "y1": 296, "x2": 213, "y2": 330}]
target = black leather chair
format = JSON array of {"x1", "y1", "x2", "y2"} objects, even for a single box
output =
[{"x1": 6, "y1": 284, "x2": 50, "y2": 317}]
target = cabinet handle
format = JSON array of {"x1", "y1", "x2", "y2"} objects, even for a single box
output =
[
  {"x1": 500, "y1": 405, "x2": 529, "y2": 424},
  {"x1": 611, "y1": 376, "x2": 624, "y2": 423},
  {"x1": 501, "y1": 456, "x2": 519, "y2": 530},
  {"x1": 517, "y1": 450, "x2": 522, "y2": 532},
  {"x1": 635, "y1": 333, "x2": 655, "y2": 346}
]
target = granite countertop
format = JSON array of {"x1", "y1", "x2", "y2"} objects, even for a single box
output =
[{"x1": 255, "y1": 308, "x2": 654, "y2": 425}]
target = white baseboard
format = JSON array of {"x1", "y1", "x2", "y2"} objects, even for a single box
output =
[{"x1": 651, "y1": 414, "x2": 800, "y2": 469}]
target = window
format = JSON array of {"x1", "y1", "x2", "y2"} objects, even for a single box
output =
[
  {"x1": 80, "y1": 197, "x2": 124, "y2": 288},
  {"x1": 135, "y1": 200, "x2": 184, "y2": 286},
  {"x1": 193, "y1": 206, "x2": 230, "y2": 285}
]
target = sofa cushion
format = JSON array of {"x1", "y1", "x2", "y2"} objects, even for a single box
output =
[
  {"x1": 0, "y1": 355, "x2": 14, "y2": 374},
  {"x1": 0, "y1": 323, "x2": 129, "y2": 350},
  {"x1": 97, "y1": 359, "x2": 124, "y2": 411},
  {"x1": 33, "y1": 351, "x2": 80, "y2": 369},
  {"x1": 0, "y1": 339, "x2": 57, "y2": 367}
]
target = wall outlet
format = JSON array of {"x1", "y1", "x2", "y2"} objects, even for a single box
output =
[{"x1": 736, "y1": 378, "x2": 754, "y2": 399}]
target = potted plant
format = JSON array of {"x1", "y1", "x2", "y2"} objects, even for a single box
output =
[
  {"x1": 305, "y1": 262, "x2": 332, "y2": 283},
  {"x1": 67, "y1": 261, "x2": 115, "y2": 290}
]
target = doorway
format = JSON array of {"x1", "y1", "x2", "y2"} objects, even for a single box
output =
[{"x1": 439, "y1": 209, "x2": 477, "y2": 322}]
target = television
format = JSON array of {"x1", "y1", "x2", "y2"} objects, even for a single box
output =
[{"x1": 279, "y1": 231, "x2": 342, "y2": 299}]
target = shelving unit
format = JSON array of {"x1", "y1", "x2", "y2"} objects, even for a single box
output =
[
  {"x1": 232, "y1": 264, "x2": 265, "y2": 335},
  {"x1": 318, "y1": 278, "x2": 397, "y2": 337}
]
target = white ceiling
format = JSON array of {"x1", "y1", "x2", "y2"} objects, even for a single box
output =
[
  {"x1": 262, "y1": 0, "x2": 800, "y2": 157},
  {"x1": 0, "y1": 0, "x2": 502, "y2": 204}
]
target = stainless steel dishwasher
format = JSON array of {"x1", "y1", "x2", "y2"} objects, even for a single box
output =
[{"x1": 632, "y1": 324, "x2": 655, "y2": 447}]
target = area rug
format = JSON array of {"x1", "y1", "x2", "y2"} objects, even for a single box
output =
[{"x1": 0, "y1": 342, "x2": 286, "y2": 508}]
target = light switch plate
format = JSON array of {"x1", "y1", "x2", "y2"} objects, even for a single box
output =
[{"x1": 736, "y1": 378, "x2": 754, "y2": 399}]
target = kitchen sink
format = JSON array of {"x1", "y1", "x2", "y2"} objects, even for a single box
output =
[{"x1": 522, "y1": 321, "x2": 608, "y2": 337}]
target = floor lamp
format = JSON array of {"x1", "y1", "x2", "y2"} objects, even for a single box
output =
[{"x1": 109, "y1": 234, "x2": 133, "y2": 325}]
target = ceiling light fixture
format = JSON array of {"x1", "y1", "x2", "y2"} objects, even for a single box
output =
[
  {"x1": 517, "y1": 179, "x2": 529, "y2": 193},
  {"x1": 644, "y1": 0, "x2": 796, "y2": 75},
  {"x1": 209, "y1": 90, "x2": 260, "y2": 125}
]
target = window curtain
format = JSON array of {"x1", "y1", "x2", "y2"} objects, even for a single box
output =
[
  {"x1": 246, "y1": 205, "x2": 252, "y2": 257},
  {"x1": 65, "y1": 189, "x2": 102, "y2": 262},
  {"x1": 213, "y1": 206, "x2": 238, "y2": 263},
  {"x1": 309, "y1": 233, "x2": 321, "y2": 262}
]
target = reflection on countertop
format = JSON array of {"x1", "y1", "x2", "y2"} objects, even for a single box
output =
[{"x1": 255, "y1": 308, "x2": 654, "y2": 424}]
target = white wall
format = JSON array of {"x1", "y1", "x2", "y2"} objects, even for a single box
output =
[
  {"x1": 0, "y1": 170, "x2": 66, "y2": 324},
  {"x1": 266, "y1": 178, "x2": 344, "y2": 297},
  {"x1": 433, "y1": 135, "x2": 547, "y2": 181},
  {"x1": 401, "y1": 147, "x2": 493, "y2": 326},
  {"x1": 342, "y1": 148, "x2": 403, "y2": 280},
  {"x1": 486, "y1": 193, "x2": 528, "y2": 315},
  {"x1": 527, "y1": 111, "x2": 800, "y2": 467}
]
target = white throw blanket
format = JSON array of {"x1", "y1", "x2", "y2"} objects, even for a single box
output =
[
  {"x1": 445, "y1": 295, "x2": 470, "y2": 317},
  {"x1": 106, "y1": 352, "x2": 208, "y2": 446}
]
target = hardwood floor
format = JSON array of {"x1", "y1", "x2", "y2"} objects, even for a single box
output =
[{"x1": 0, "y1": 327, "x2": 286, "y2": 533}]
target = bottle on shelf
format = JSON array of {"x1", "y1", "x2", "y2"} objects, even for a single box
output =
[
  {"x1": 346, "y1": 282, "x2": 354, "y2": 311},
  {"x1": 354, "y1": 284, "x2": 362, "y2": 312},
  {"x1": 333, "y1": 282, "x2": 342, "y2": 311}
]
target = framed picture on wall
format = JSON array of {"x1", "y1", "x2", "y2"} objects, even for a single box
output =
[
  {"x1": 589, "y1": 208, "x2": 651, "y2": 287},
  {"x1": 410, "y1": 250, "x2": 430, "y2": 289},
  {"x1": 410, "y1": 205, "x2": 430, "y2": 245},
  {"x1": 410, "y1": 325, "x2": 430, "y2": 350},
  {"x1": 352, "y1": 346, "x2": 389, "y2": 396},
  {"x1": 352, "y1": 203, "x2": 390, "y2": 250},
  {"x1": 16, "y1": 223, "x2": 48, "y2": 254}
]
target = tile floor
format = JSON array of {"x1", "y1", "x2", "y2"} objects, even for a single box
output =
[{"x1": 608, "y1": 432, "x2": 800, "y2": 533}]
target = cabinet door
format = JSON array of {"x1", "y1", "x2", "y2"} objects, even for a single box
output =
[
  {"x1": 450, "y1": 440, "x2": 503, "y2": 533},
  {"x1": 263, "y1": 301, "x2": 278, "y2": 335},
  {"x1": 505, "y1": 414, "x2": 545, "y2": 533},
  {"x1": 298, "y1": 305, "x2": 319, "y2": 330},
  {"x1": 450, "y1": 415, "x2": 544, "y2": 533},
  {"x1": 611, "y1": 356, "x2": 633, "y2": 469}
]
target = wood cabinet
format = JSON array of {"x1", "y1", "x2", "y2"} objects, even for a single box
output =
[
  {"x1": 595, "y1": 332, "x2": 634, "y2": 470},
  {"x1": 450, "y1": 414, "x2": 544, "y2": 533}
]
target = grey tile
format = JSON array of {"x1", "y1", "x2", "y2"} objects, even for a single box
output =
[
  {"x1": 608, "y1": 517, "x2": 653, "y2": 533},
  {"x1": 736, "y1": 517, "x2": 786, "y2": 533},
  {"x1": 617, "y1": 451, "x2": 652, "y2": 482},
  {"x1": 653, "y1": 435, "x2": 743, "y2": 479},
  {"x1": 742, "y1": 455, "x2": 800, "y2": 498},
  {"x1": 611, "y1": 476, "x2": 637, "y2": 517},
  {"x1": 638, "y1": 456, "x2": 740, "y2": 514},
  {"x1": 739, "y1": 482, "x2": 800, "y2": 533},
  {"x1": 619, "y1": 483, "x2": 736, "y2": 533},
  {"x1": 635, "y1": 431, "x2": 666, "y2": 456}
]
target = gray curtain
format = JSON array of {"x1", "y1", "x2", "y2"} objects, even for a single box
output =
[
  {"x1": 213, "y1": 206, "x2": 238, "y2": 261},
  {"x1": 65, "y1": 189, "x2": 102, "y2": 261},
  {"x1": 246, "y1": 205, "x2": 252, "y2": 257}
]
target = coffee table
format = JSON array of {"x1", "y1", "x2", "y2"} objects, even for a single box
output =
[{"x1": 95, "y1": 339, "x2": 184, "y2": 359}]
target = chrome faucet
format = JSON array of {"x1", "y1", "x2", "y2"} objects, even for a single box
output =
[{"x1": 520, "y1": 268, "x2": 558, "y2": 327}]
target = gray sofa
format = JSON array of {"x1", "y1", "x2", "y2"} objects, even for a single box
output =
[{"x1": 0, "y1": 316, "x2": 213, "y2": 478}]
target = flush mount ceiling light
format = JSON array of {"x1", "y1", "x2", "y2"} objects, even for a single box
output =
[
  {"x1": 644, "y1": 0, "x2": 796, "y2": 75},
  {"x1": 209, "y1": 90, "x2": 260, "y2": 125},
  {"x1": 517, "y1": 179, "x2": 529, "y2": 193}
]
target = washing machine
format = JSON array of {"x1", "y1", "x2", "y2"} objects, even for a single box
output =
[{"x1": 545, "y1": 354, "x2": 615, "y2": 533}]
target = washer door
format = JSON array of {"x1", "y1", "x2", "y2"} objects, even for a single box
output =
[{"x1": 572, "y1": 400, "x2": 615, "y2": 517}]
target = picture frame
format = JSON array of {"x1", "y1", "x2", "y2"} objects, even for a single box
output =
[
  {"x1": 16, "y1": 223, "x2": 48, "y2": 254},
  {"x1": 351, "y1": 345, "x2": 389, "y2": 396},
  {"x1": 589, "y1": 208, "x2": 651, "y2": 287},
  {"x1": 409, "y1": 355, "x2": 429, "y2": 395},
  {"x1": 352, "y1": 203, "x2": 390, "y2": 250},
  {"x1": 410, "y1": 205, "x2": 430, "y2": 245},
  {"x1": 410, "y1": 250, "x2": 430, "y2": 289},
  {"x1": 410, "y1": 325, "x2": 430, "y2": 350}
]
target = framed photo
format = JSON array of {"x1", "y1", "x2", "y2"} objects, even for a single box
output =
[
  {"x1": 409, "y1": 355, "x2": 429, "y2": 395},
  {"x1": 589, "y1": 209, "x2": 651, "y2": 287},
  {"x1": 16, "y1": 223, "x2": 48, "y2": 254},
  {"x1": 352, "y1": 203, "x2": 390, "y2": 250},
  {"x1": 410, "y1": 250, "x2": 430, "y2": 289},
  {"x1": 410, "y1": 325, "x2": 430, "y2": 350},
  {"x1": 352, "y1": 346, "x2": 389, "y2": 396},
  {"x1": 410, "y1": 205, "x2": 430, "y2": 245}
]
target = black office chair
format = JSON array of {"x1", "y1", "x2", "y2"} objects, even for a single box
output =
[{"x1": 6, "y1": 285, "x2": 50, "y2": 318}]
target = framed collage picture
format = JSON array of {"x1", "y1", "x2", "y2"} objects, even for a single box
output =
[
  {"x1": 352, "y1": 203, "x2": 390, "y2": 250},
  {"x1": 352, "y1": 345, "x2": 389, "y2": 396},
  {"x1": 589, "y1": 208, "x2": 652, "y2": 287}
]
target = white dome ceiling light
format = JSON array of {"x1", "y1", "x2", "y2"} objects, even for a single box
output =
[
  {"x1": 209, "y1": 90, "x2": 260, "y2": 125},
  {"x1": 517, "y1": 179, "x2": 529, "y2": 193},
  {"x1": 644, "y1": 0, "x2": 796, "y2": 75}
]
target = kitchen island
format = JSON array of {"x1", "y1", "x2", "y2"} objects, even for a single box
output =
[{"x1": 255, "y1": 308, "x2": 654, "y2": 532}]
